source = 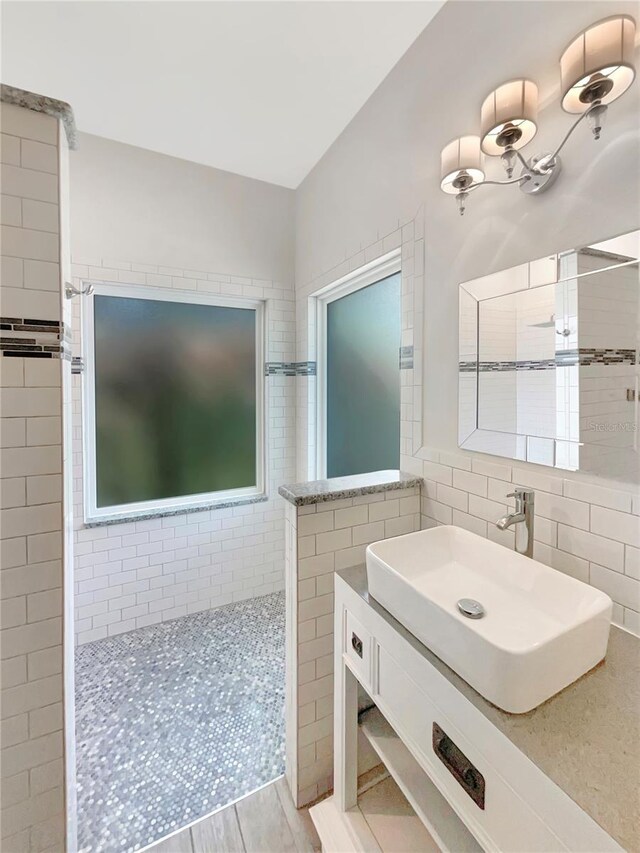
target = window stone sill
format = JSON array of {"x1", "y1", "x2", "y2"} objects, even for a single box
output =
[{"x1": 83, "y1": 494, "x2": 269, "y2": 528}]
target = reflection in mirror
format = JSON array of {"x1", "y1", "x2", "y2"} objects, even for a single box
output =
[{"x1": 458, "y1": 230, "x2": 639, "y2": 484}]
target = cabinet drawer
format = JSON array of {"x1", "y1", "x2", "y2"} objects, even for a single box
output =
[
  {"x1": 376, "y1": 647, "x2": 567, "y2": 852},
  {"x1": 343, "y1": 609, "x2": 373, "y2": 689}
]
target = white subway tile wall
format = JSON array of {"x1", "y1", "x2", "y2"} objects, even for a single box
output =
[
  {"x1": 411, "y1": 450, "x2": 640, "y2": 632},
  {"x1": 3, "y1": 95, "x2": 638, "y2": 841},
  {"x1": 288, "y1": 211, "x2": 640, "y2": 808},
  {"x1": 292, "y1": 212, "x2": 639, "y2": 640},
  {"x1": 69, "y1": 259, "x2": 296, "y2": 643},
  {"x1": 577, "y1": 256, "x2": 638, "y2": 482},
  {"x1": 0, "y1": 102, "x2": 66, "y2": 852},
  {"x1": 284, "y1": 487, "x2": 420, "y2": 806}
]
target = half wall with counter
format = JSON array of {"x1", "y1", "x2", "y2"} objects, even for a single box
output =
[{"x1": 279, "y1": 470, "x2": 421, "y2": 806}]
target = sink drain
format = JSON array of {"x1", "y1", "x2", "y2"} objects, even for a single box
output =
[{"x1": 457, "y1": 598, "x2": 485, "y2": 619}]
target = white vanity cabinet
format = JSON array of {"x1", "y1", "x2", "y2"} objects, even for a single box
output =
[{"x1": 312, "y1": 573, "x2": 623, "y2": 853}]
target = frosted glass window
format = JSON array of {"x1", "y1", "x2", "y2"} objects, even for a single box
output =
[
  {"x1": 92, "y1": 293, "x2": 258, "y2": 510},
  {"x1": 326, "y1": 273, "x2": 401, "y2": 478}
]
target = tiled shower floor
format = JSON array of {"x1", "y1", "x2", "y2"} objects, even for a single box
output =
[{"x1": 75, "y1": 591, "x2": 285, "y2": 853}]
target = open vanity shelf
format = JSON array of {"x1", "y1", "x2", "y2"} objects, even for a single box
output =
[
  {"x1": 309, "y1": 567, "x2": 626, "y2": 853},
  {"x1": 359, "y1": 707, "x2": 479, "y2": 852},
  {"x1": 311, "y1": 706, "x2": 477, "y2": 853},
  {"x1": 310, "y1": 766, "x2": 439, "y2": 853}
]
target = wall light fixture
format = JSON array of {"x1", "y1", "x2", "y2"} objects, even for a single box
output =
[{"x1": 441, "y1": 15, "x2": 636, "y2": 215}]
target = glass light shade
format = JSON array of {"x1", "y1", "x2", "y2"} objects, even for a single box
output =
[
  {"x1": 440, "y1": 136, "x2": 484, "y2": 195},
  {"x1": 480, "y1": 80, "x2": 538, "y2": 156},
  {"x1": 560, "y1": 16, "x2": 636, "y2": 113}
]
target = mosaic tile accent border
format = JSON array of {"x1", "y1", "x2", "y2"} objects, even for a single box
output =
[
  {"x1": 580, "y1": 348, "x2": 637, "y2": 366},
  {"x1": 555, "y1": 350, "x2": 579, "y2": 367},
  {"x1": 0, "y1": 316, "x2": 69, "y2": 359},
  {"x1": 265, "y1": 361, "x2": 317, "y2": 376},
  {"x1": 0, "y1": 317, "x2": 62, "y2": 333},
  {"x1": 266, "y1": 352, "x2": 414, "y2": 374},
  {"x1": 399, "y1": 345, "x2": 414, "y2": 370},
  {"x1": 296, "y1": 360, "x2": 317, "y2": 376},
  {"x1": 459, "y1": 348, "x2": 637, "y2": 373},
  {"x1": 265, "y1": 361, "x2": 296, "y2": 376},
  {"x1": 458, "y1": 359, "x2": 559, "y2": 372},
  {"x1": 476, "y1": 358, "x2": 559, "y2": 372}
]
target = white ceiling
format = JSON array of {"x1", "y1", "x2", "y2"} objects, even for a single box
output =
[{"x1": 1, "y1": 1, "x2": 444, "y2": 188}]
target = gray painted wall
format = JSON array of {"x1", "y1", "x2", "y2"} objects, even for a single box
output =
[
  {"x1": 71, "y1": 132, "x2": 295, "y2": 284},
  {"x1": 295, "y1": 0, "x2": 640, "y2": 452}
]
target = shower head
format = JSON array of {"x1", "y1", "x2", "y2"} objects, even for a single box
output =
[
  {"x1": 529, "y1": 314, "x2": 571, "y2": 336},
  {"x1": 529, "y1": 314, "x2": 556, "y2": 329}
]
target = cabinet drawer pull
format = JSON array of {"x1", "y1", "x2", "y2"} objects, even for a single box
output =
[
  {"x1": 351, "y1": 632, "x2": 363, "y2": 658},
  {"x1": 433, "y1": 722, "x2": 485, "y2": 809}
]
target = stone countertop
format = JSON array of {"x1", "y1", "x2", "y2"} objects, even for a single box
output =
[
  {"x1": 278, "y1": 470, "x2": 422, "y2": 507},
  {"x1": 339, "y1": 565, "x2": 640, "y2": 852},
  {"x1": 1, "y1": 84, "x2": 77, "y2": 148}
]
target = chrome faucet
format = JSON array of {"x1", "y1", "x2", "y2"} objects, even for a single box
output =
[{"x1": 496, "y1": 489, "x2": 535, "y2": 558}]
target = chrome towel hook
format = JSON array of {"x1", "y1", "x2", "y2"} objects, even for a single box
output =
[{"x1": 65, "y1": 281, "x2": 94, "y2": 299}]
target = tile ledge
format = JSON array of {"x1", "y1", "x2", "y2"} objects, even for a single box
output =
[
  {"x1": 1, "y1": 83, "x2": 77, "y2": 149},
  {"x1": 278, "y1": 470, "x2": 422, "y2": 506}
]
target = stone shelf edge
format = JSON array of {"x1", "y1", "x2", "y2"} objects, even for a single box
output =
[
  {"x1": 1, "y1": 83, "x2": 77, "y2": 148},
  {"x1": 278, "y1": 469, "x2": 423, "y2": 506}
]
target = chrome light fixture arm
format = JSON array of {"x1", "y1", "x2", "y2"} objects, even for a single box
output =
[
  {"x1": 456, "y1": 166, "x2": 531, "y2": 211},
  {"x1": 546, "y1": 100, "x2": 604, "y2": 164},
  {"x1": 454, "y1": 101, "x2": 607, "y2": 215},
  {"x1": 467, "y1": 175, "x2": 530, "y2": 191},
  {"x1": 455, "y1": 173, "x2": 530, "y2": 215},
  {"x1": 469, "y1": 173, "x2": 530, "y2": 192}
]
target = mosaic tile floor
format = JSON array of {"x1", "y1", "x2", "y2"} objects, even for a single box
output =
[{"x1": 75, "y1": 591, "x2": 285, "y2": 853}]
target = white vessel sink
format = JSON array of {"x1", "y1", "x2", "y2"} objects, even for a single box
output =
[{"x1": 366, "y1": 525, "x2": 612, "y2": 713}]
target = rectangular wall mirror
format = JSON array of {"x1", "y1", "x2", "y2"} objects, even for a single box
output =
[{"x1": 459, "y1": 230, "x2": 639, "y2": 484}]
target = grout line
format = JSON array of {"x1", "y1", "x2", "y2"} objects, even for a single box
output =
[{"x1": 233, "y1": 803, "x2": 248, "y2": 853}]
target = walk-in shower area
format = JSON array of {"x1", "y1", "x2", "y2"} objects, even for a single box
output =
[
  {"x1": 75, "y1": 592, "x2": 285, "y2": 852},
  {"x1": 68, "y1": 241, "x2": 295, "y2": 851}
]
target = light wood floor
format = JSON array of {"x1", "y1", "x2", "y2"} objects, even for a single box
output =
[
  {"x1": 358, "y1": 775, "x2": 439, "y2": 852},
  {"x1": 145, "y1": 777, "x2": 321, "y2": 853}
]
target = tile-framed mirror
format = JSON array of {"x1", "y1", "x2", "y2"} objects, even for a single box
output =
[{"x1": 458, "y1": 230, "x2": 639, "y2": 484}]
